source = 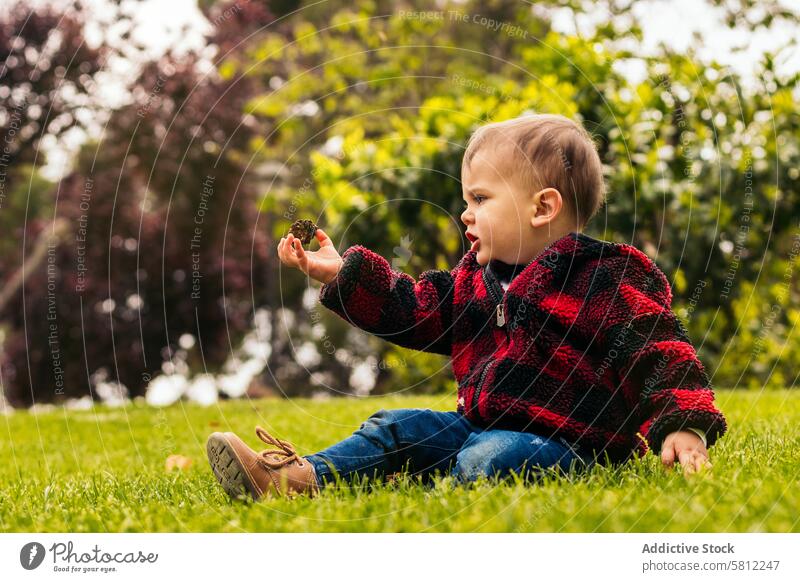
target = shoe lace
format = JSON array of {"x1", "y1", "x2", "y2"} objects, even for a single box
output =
[{"x1": 254, "y1": 426, "x2": 303, "y2": 469}]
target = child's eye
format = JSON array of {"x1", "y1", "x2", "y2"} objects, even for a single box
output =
[{"x1": 462, "y1": 194, "x2": 486, "y2": 209}]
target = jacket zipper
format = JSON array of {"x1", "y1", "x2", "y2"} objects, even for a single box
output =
[
  {"x1": 482, "y1": 268, "x2": 506, "y2": 328},
  {"x1": 471, "y1": 356, "x2": 496, "y2": 414},
  {"x1": 472, "y1": 269, "x2": 508, "y2": 414},
  {"x1": 471, "y1": 258, "x2": 537, "y2": 415}
]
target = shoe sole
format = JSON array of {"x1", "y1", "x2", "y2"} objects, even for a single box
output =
[{"x1": 206, "y1": 433, "x2": 261, "y2": 502}]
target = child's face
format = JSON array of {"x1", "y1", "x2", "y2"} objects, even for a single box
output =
[{"x1": 460, "y1": 143, "x2": 541, "y2": 267}]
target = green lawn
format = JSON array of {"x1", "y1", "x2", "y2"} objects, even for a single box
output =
[{"x1": 1, "y1": 389, "x2": 798, "y2": 532}]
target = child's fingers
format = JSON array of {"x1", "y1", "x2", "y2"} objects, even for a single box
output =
[
  {"x1": 693, "y1": 453, "x2": 711, "y2": 473},
  {"x1": 315, "y1": 228, "x2": 333, "y2": 247},
  {"x1": 278, "y1": 237, "x2": 289, "y2": 260},
  {"x1": 661, "y1": 443, "x2": 676, "y2": 468},
  {"x1": 278, "y1": 237, "x2": 298, "y2": 266},
  {"x1": 285, "y1": 234, "x2": 297, "y2": 256},
  {"x1": 677, "y1": 449, "x2": 697, "y2": 473},
  {"x1": 683, "y1": 454, "x2": 707, "y2": 476},
  {"x1": 277, "y1": 237, "x2": 286, "y2": 260},
  {"x1": 293, "y1": 237, "x2": 307, "y2": 262}
]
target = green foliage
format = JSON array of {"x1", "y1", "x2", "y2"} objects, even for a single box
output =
[{"x1": 241, "y1": 0, "x2": 798, "y2": 391}]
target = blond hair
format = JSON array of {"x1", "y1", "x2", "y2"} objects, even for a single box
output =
[{"x1": 462, "y1": 114, "x2": 606, "y2": 228}]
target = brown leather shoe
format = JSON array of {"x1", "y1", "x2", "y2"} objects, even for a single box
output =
[{"x1": 206, "y1": 426, "x2": 319, "y2": 501}]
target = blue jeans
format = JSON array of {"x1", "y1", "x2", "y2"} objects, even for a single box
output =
[{"x1": 303, "y1": 408, "x2": 596, "y2": 488}]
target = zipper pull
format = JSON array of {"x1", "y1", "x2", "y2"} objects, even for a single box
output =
[{"x1": 496, "y1": 303, "x2": 505, "y2": 327}]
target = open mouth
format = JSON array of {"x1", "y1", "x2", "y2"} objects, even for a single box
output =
[{"x1": 465, "y1": 232, "x2": 480, "y2": 252}]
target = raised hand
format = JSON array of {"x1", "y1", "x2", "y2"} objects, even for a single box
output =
[{"x1": 277, "y1": 228, "x2": 344, "y2": 285}]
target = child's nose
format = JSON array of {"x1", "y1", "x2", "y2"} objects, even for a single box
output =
[{"x1": 460, "y1": 208, "x2": 472, "y2": 225}]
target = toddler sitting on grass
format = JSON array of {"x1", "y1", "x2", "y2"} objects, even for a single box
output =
[{"x1": 206, "y1": 113, "x2": 727, "y2": 501}]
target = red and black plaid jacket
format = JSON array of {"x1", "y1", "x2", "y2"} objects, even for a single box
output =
[{"x1": 319, "y1": 231, "x2": 727, "y2": 463}]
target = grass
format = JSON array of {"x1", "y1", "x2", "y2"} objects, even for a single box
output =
[{"x1": 1, "y1": 389, "x2": 798, "y2": 532}]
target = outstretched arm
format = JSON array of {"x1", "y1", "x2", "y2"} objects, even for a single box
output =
[{"x1": 318, "y1": 245, "x2": 456, "y2": 355}]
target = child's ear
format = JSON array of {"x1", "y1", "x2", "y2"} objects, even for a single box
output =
[{"x1": 530, "y1": 188, "x2": 563, "y2": 228}]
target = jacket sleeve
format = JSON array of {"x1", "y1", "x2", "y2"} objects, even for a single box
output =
[
  {"x1": 599, "y1": 251, "x2": 728, "y2": 456},
  {"x1": 318, "y1": 245, "x2": 456, "y2": 355}
]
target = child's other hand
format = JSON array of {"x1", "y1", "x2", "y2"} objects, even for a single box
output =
[
  {"x1": 661, "y1": 430, "x2": 712, "y2": 476},
  {"x1": 277, "y1": 228, "x2": 344, "y2": 285}
]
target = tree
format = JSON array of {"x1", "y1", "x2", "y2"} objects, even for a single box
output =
[
  {"x1": 1, "y1": 2, "x2": 275, "y2": 405},
  {"x1": 0, "y1": 1, "x2": 104, "y2": 272}
]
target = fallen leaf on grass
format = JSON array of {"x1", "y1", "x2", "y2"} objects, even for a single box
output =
[{"x1": 165, "y1": 454, "x2": 193, "y2": 471}]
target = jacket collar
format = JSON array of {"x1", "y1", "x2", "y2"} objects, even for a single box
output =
[{"x1": 476, "y1": 231, "x2": 615, "y2": 296}]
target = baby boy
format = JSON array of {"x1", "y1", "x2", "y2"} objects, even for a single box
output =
[{"x1": 206, "y1": 113, "x2": 727, "y2": 501}]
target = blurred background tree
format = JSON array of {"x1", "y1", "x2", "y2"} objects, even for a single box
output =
[{"x1": 1, "y1": 0, "x2": 797, "y2": 407}]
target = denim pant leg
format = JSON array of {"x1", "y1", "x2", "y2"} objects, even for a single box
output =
[
  {"x1": 304, "y1": 408, "x2": 479, "y2": 488},
  {"x1": 451, "y1": 429, "x2": 594, "y2": 484}
]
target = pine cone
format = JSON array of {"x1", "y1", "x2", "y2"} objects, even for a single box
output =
[{"x1": 289, "y1": 219, "x2": 318, "y2": 245}]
